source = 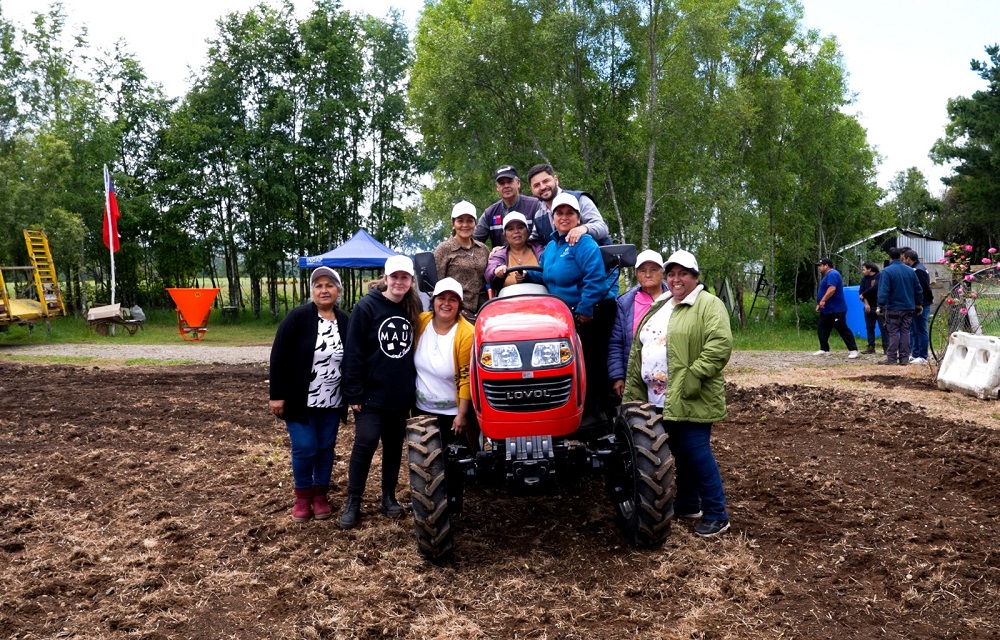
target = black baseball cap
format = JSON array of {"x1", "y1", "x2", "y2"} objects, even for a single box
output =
[
  {"x1": 494, "y1": 165, "x2": 518, "y2": 181},
  {"x1": 816, "y1": 258, "x2": 834, "y2": 267}
]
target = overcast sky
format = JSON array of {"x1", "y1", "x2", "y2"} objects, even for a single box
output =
[{"x1": 5, "y1": 0, "x2": 999, "y2": 193}]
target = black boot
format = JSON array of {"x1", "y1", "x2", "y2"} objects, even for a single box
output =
[
  {"x1": 339, "y1": 494, "x2": 362, "y2": 529},
  {"x1": 380, "y1": 494, "x2": 404, "y2": 519}
]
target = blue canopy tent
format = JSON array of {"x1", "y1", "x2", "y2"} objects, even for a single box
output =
[
  {"x1": 298, "y1": 228, "x2": 399, "y2": 269},
  {"x1": 298, "y1": 229, "x2": 401, "y2": 308}
]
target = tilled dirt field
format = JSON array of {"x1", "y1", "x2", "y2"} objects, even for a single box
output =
[{"x1": 1, "y1": 354, "x2": 998, "y2": 639}]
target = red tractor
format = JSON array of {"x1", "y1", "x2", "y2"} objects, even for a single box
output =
[{"x1": 407, "y1": 247, "x2": 676, "y2": 562}]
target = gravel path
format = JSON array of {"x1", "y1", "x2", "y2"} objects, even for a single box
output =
[
  {"x1": 0, "y1": 342, "x2": 857, "y2": 370},
  {"x1": 0, "y1": 343, "x2": 272, "y2": 365}
]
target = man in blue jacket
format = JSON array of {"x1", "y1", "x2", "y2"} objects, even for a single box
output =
[
  {"x1": 877, "y1": 247, "x2": 924, "y2": 366},
  {"x1": 902, "y1": 248, "x2": 933, "y2": 365},
  {"x1": 814, "y1": 258, "x2": 860, "y2": 359}
]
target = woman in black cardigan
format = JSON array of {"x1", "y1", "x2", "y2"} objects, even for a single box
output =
[{"x1": 269, "y1": 267, "x2": 349, "y2": 523}]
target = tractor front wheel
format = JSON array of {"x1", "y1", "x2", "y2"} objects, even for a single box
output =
[
  {"x1": 608, "y1": 401, "x2": 675, "y2": 546},
  {"x1": 406, "y1": 415, "x2": 454, "y2": 563}
]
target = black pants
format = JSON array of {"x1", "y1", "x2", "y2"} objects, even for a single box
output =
[
  {"x1": 864, "y1": 310, "x2": 886, "y2": 350},
  {"x1": 577, "y1": 298, "x2": 617, "y2": 416},
  {"x1": 817, "y1": 311, "x2": 858, "y2": 352},
  {"x1": 346, "y1": 407, "x2": 408, "y2": 498}
]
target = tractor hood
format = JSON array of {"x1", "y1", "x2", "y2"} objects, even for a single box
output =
[{"x1": 476, "y1": 295, "x2": 574, "y2": 343}]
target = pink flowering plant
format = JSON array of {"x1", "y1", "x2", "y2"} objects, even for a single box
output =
[{"x1": 938, "y1": 243, "x2": 998, "y2": 318}]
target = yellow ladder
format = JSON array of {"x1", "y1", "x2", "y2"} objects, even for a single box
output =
[
  {"x1": 23, "y1": 229, "x2": 66, "y2": 317},
  {"x1": 0, "y1": 268, "x2": 12, "y2": 322}
]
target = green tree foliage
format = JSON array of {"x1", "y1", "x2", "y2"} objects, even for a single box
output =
[
  {"x1": 883, "y1": 167, "x2": 940, "y2": 234},
  {"x1": 410, "y1": 0, "x2": 882, "y2": 318},
  {"x1": 932, "y1": 44, "x2": 1000, "y2": 246}
]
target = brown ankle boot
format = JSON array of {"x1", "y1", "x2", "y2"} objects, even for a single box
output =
[
  {"x1": 292, "y1": 488, "x2": 313, "y2": 522},
  {"x1": 312, "y1": 486, "x2": 332, "y2": 520}
]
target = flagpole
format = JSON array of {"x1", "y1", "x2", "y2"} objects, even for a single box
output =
[{"x1": 104, "y1": 165, "x2": 116, "y2": 335}]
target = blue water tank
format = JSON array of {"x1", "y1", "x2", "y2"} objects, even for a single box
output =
[{"x1": 844, "y1": 285, "x2": 878, "y2": 338}]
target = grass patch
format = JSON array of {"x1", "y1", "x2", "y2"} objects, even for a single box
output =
[{"x1": 0, "y1": 307, "x2": 280, "y2": 347}]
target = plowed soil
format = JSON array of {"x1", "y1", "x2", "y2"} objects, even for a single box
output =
[{"x1": 1, "y1": 356, "x2": 998, "y2": 639}]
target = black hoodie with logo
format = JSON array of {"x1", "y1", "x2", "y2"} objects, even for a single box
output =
[{"x1": 342, "y1": 288, "x2": 416, "y2": 410}]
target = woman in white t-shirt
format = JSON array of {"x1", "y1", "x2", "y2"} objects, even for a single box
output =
[{"x1": 414, "y1": 277, "x2": 477, "y2": 449}]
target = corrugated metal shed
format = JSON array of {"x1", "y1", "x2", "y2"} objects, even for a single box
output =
[
  {"x1": 835, "y1": 227, "x2": 944, "y2": 263},
  {"x1": 833, "y1": 227, "x2": 945, "y2": 286}
]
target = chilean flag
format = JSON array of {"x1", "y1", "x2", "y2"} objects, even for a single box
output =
[{"x1": 102, "y1": 164, "x2": 120, "y2": 252}]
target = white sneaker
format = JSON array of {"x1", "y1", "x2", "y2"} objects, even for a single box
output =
[
  {"x1": 911, "y1": 357, "x2": 928, "y2": 365},
  {"x1": 811, "y1": 350, "x2": 830, "y2": 356},
  {"x1": 847, "y1": 350, "x2": 859, "y2": 359},
  {"x1": 908, "y1": 355, "x2": 914, "y2": 363}
]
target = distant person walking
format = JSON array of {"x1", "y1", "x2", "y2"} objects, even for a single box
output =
[
  {"x1": 877, "y1": 247, "x2": 924, "y2": 366},
  {"x1": 813, "y1": 258, "x2": 859, "y2": 359}
]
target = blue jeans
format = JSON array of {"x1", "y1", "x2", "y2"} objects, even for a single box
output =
[
  {"x1": 286, "y1": 409, "x2": 341, "y2": 489},
  {"x1": 665, "y1": 420, "x2": 729, "y2": 522},
  {"x1": 909, "y1": 306, "x2": 930, "y2": 359}
]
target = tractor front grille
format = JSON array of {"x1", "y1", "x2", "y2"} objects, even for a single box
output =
[{"x1": 482, "y1": 375, "x2": 573, "y2": 412}]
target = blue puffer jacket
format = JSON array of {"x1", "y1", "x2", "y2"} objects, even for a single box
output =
[
  {"x1": 877, "y1": 259, "x2": 923, "y2": 311},
  {"x1": 608, "y1": 283, "x2": 669, "y2": 383}
]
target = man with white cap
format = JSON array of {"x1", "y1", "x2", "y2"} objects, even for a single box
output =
[
  {"x1": 473, "y1": 165, "x2": 544, "y2": 247},
  {"x1": 609, "y1": 249, "x2": 669, "y2": 398},
  {"x1": 339, "y1": 254, "x2": 421, "y2": 529}
]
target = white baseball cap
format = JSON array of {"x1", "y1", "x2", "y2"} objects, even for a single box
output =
[
  {"x1": 551, "y1": 191, "x2": 580, "y2": 212},
  {"x1": 384, "y1": 254, "x2": 414, "y2": 276},
  {"x1": 663, "y1": 249, "x2": 699, "y2": 274},
  {"x1": 432, "y1": 277, "x2": 463, "y2": 300},
  {"x1": 451, "y1": 200, "x2": 477, "y2": 219},
  {"x1": 310, "y1": 266, "x2": 342, "y2": 287},
  {"x1": 502, "y1": 211, "x2": 528, "y2": 230},
  {"x1": 635, "y1": 250, "x2": 664, "y2": 269}
]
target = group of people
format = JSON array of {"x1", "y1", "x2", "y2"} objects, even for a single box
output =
[
  {"x1": 268, "y1": 162, "x2": 734, "y2": 539},
  {"x1": 815, "y1": 247, "x2": 933, "y2": 366}
]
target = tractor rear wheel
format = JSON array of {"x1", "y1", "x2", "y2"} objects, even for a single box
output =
[
  {"x1": 406, "y1": 415, "x2": 454, "y2": 563},
  {"x1": 608, "y1": 401, "x2": 675, "y2": 546}
]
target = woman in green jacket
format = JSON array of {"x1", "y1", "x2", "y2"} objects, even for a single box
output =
[{"x1": 623, "y1": 249, "x2": 733, "y2": 537}]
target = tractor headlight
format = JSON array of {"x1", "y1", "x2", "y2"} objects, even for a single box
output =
[
  {"x1": 480, "y1": 344, "x2": 522, "y2": 369},
  {"x1": 531, "y1": 340, "x2": 572, "y2": 367}
]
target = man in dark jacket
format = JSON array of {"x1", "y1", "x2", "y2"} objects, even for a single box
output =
[
  {"x1": 473, "y1": 165, "x2": 544, "y2": 247},
  {"x1": 877, "y1": 247, "x2": 924, "y2": 366},
  {"x1": 858, "y1": 262, "x2": 884, "y2": 354},
  {"x1": 902, "y1": 248, "x2": 933, "y2": 364}
]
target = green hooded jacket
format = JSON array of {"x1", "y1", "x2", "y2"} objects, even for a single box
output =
[{"x1": 622, "y1": 286, "x2": 732, "y2": 423}]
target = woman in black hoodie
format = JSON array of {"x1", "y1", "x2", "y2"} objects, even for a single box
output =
[{"x1": 339, "y1": 255, "x2": 422, "y2": 529}]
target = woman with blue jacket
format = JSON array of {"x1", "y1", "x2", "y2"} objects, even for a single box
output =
[
  {"x1": 609, "y1": 249, "x2": 668, "y2": 398},
  {"x1": 528, "y1": 191, "x2": 616, "y2": 419}
]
